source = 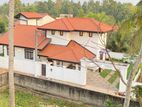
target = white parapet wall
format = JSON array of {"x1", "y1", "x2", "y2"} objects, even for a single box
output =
[
  {"x1": 0, "y1": 56, "x2": 86, "y2": 85},
  {"x1": 0, "y1": 56, "x2": 8, "y2": 68},
  {"x1": 35, "y1": 61, "x2": 86, "y2": 85},
  {"x1": 109, "y1": 51, "x2": 126, "y2": 60}
]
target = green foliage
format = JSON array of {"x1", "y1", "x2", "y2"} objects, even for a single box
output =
[
  {"x1": 0, "y1": 0, "x2": 135, "y2": 23},
  {"x1": 106, "y1": 100, "x2": 122, "y2": 107},
  {"x1": 119, "y1": 2, "x2": 142, "y2": 55},
  {"x1": 133, "y1": 85, "x2": 142, "y2": 98},
  {"x1": 0, "y1": 21, "x2": 6, "y2": 33},
  {"x1": 86, "y1": 12, "x2": 116, "y2": 24},
  {"x1": 0, "y1": 90, "x2": 84, "y2": 107},
  {"x1": 107, "y1": 31, "x2": 129, "y2": 52},
  {"x1": 108, "y1": 72, "x2": 119, "y2": 84},
  {"x1": 100, "y1": 69, "x2": 111, "y2": 78}
]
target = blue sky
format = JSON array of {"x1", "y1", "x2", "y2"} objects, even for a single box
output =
[{"x1": 0, "y1": 0, "x2": 140, "y2": 5}]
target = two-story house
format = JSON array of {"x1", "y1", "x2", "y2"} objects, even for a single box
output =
[
  {"x1": 0, "y1": 12, "x2": 113, "y2": 85},
  {"x1": 38, "y1": 18, "x2": 113, "y2": 60}
]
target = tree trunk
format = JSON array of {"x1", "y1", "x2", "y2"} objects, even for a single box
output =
[
  {"x1": 138, "y1": 97, "x2": 142, "y2": 107},
  {"x1": 8, "y1": 0, "x2": 15, "y2": 107},
  {"x1": 123, "y1": 44, "x2": 142, "y2": 107}
]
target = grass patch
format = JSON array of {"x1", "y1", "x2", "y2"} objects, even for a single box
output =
[
  {"x1": 108, "y1": 72, "x2": 119, "y2": 84},
  {"x1": 0, "y1": 90, "x2": 84, "y2": 107},
  {"x1": 100, "y1": 69, "x2": 111, "y2": 78}
]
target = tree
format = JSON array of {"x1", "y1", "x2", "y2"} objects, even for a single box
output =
[
  {"x1": 107, "y1": 32, "x2": 129, "y2": 52},
  {"x1": 86, "y1": 12, "x2": 116, "y2": 24},
  {"x1": 133, "y1": 85, "x2": 142, "y2": 107},
  {"x1": 8, "y1": 0, "x2": 15, "y2": 107},
  {"x1": 78, "y1": 9, "x2": 85, "y2": 17},
  {"x1": 15, "y1": 0, "x2": 23, "y2": 14},
  {"x1": 122, "y1": 1, "x2": 142, "y2": 107},
  {"x1": 0, "y1": 21, "x2": 6, "y2": 33}
]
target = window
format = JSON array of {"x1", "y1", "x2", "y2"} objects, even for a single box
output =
[
  {"x1": 79, "y1": 32, "x2": 83, "y2": 36},
  {"x1": 51, "y1": 30, "x2": 55, "y2": 35},
  {"x1": 7, "y1": 46, "x2": 15, "y2": 56},
  {"x1": 89, "y1": 32, "x2": 93, "y2": 37},
  {"x1": 60, "y1": 31, "x2": 64, "y2": 36},
  {"x1": 0, "y1": 45, "x2": 4, "y2": 56},
  {"x1": 25, "y1": 48, "x2": 33, "y2": 60}
]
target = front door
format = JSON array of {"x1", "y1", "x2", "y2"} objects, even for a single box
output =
[{"x1": 41, "y1": 64, "x2": 46, "y2": 76}]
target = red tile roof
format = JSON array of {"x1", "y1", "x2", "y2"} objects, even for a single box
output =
[
  {"x1": 0, "y1": 25, "x2": 49, "y2": 49},
  {"x1": 39, "y1": 18, "x2": 113, "y2": 32},
  {"x1": 15, "y1": 12, "x2": 43, "y2": 19},
  {"x1": 39, "y1": 40, "x2": 96, "y2": 63}
]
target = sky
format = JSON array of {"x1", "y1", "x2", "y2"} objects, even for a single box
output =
[{"x1": 0, "y1": 0, "x2": 140, "y2": 5}]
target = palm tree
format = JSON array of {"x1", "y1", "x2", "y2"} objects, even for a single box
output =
[{"x1": 8, "y1": 0, "x2": 15, "y2": 107}]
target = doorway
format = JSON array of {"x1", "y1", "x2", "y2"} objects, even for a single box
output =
[{"x1": 41, "y1": 64, "x2": 46, "y2": 76}]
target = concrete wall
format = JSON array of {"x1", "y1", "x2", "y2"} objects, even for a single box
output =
[
  {"x1": 0, "y1": 73, "x2": 8, "y2": 89},
  {"x1": 0, "y1": 72, "x2": 139, "y2": 106},
  {"x1": 14, "y1": 73, "x2": 139, "y2": 107}
]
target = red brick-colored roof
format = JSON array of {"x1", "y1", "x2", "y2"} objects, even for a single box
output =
[
  {"x1": 0, "y1": 25, "x2": 49, "y2": 49},
  {"x1": 39, "y1": 18, "x2": 113, "y2": 32},
  {"x1": 39, "y1": 40, "x2": 96, "y2": 63},
  {"x1": 16, "y1": 12, "x2": 43, "y2": 19}
]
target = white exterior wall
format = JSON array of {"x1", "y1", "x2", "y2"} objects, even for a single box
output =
[
  {"x1": 28, "y1": 19, "x2": 37, "y2": 26},
  {"x1": 19, "y1": 15, "x2": 37, "y2": 26},
  {"x1": 37, "y1": 15, "x2": 55, "y2": 26},
  {"x1": 0, "y1": 56, "x2": 86, "y2": 85},
  {"x1": 14, "y1": 47, "x2": 25, "y2": 60},
  {"x1": 109, "y1": 52, "x2": 126, "y2": 60},
  {"x1": 0, "y1": 45, "x2": 86, "y2": 85},
  {"x1": 19, "y1": 15, "x2": 54, "y2": 26},
  {"x1": 35, "y1": 61, "x2": 86, "y2": 85},
  {"x1": 1, "y1": 45, "x2": 35, "y2": 61},
  {"x1": 19, "y1": 16, "x2": 28, "y2": 25},
  {"x1": 46, "y1": 31, "x2": 107, "y2": 58}
]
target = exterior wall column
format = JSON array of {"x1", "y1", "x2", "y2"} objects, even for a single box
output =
[
  {"x1": 76, "y1": 64, "x2": 79, "y2": 70},
  {"x1": 119, "y1": 65, "x2": 129, "y2": 92},
  {"x1": 80, "y1": 58, "x2": 87, "y2": 85},
  {"x1": 34, "y1": 62, "x2": 39, "y2": 77},
  {"x1": 53, "y1": 60, "x2": 57, "y2": 66}
]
